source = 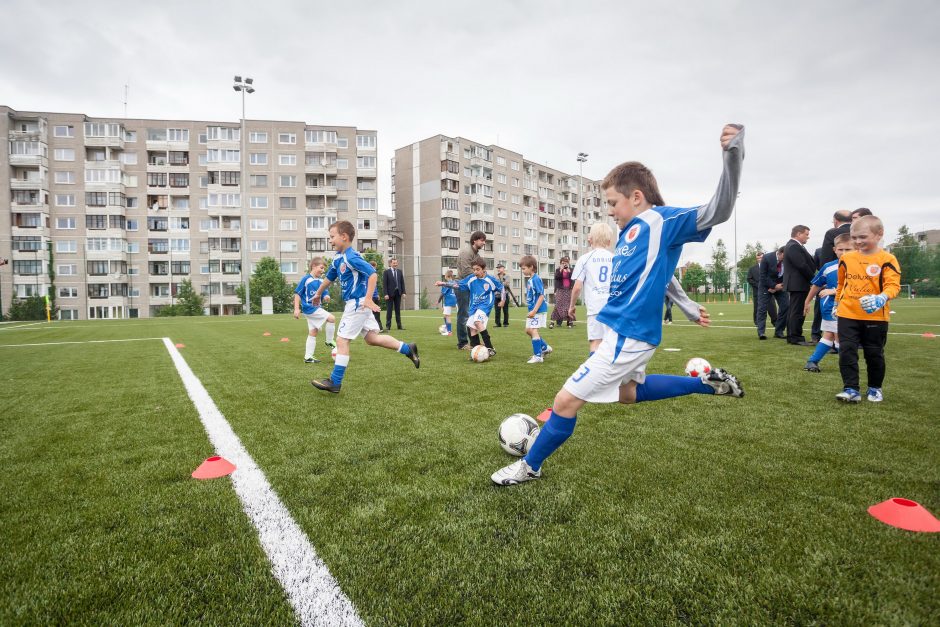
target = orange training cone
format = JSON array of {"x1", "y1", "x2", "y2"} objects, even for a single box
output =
[
  {"x1": 868, "y1": 498, "x2": 940, "y2": 532},
  {"x1": 263, "y1": 332, "x2": 272, "y2": 336},
  {"x1": 192, "y1": 456, "x2": 236, "y2": 480},
  {"x1": 536, "y1": 407, "x2": 552, "y2": 423},
  {"x1": 923, "y1": 332, "x2": 935, "y2": 339},
  {"x1": 280, "y1": 337, "x2": 290, "y2": 342},
  {"x1": 175, "y1": 343, "x2": 185, "y2": 348}
]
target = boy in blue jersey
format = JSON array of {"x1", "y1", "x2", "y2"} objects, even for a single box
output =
[
  {"x1": 437, "y1": 270, "x2": 457, "y2": 335},
  {"x1": 293, "y1": 257, "x2": 336, "y2": 363},
  {"x1": 802, "y1": 233, "x2": 853, "y2": 372},
  {"x1": 309, "y1": 221, "x2": 419, "y2": 393},
  {"x1": 520, "y1": 255, "x2": 552, "y2": 364},
  {"x1": 436, "y1": 257, "x2": 504, "y2": 357},
  {"x1": 492, "y1": 124, "x2": 747, "y2": 486}
]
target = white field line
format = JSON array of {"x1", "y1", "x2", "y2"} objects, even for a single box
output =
[
  {"x1": 162, "y1": 338, "x2": 362, "y2": 627},
  {"x1": 0, "y1": 337, "x2": 165, "y2": 348},
  {"x1": 0, "y1": 321, "x2": 46, "y2": 331},
  {"x1": 660, "y1": 323, "x2": 937, "y2": 337}
]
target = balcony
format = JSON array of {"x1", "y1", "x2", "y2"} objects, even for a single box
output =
[
  {"x1": 9, "y1": 153, "x2": 47, "y2": 168},
  {"x1": 10, "y1": 177, "x2": 46, "y2": 190},
  {"x1": 304, "y1": 140, "x2": 338, "y2": 152},
  {"x1": 306, "y1": 185, "x2": 337, "y2": 196},
  {"x1": 357, "y1": 167, "x2": 376, "y2": 178},
  {"x1": 304, "y1": 162, "x2": 338, "y2": 175},
  {"x1": 206, "y1": 205, "x2": 243, "y2": 217}
]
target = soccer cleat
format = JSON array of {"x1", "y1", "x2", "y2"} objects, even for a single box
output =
[
  {"x1": 803, "y1": 362, "x2": 820, "y2": 373},
  {"x1": 488, "y1": 348, "x2": 497, "y2": 357},
  {"x1": 311, "y1": 378, "x2": 341, "y2": 393},
  {"x1": 866, "y1": 387, "x2": 884, "y2": 402},
  {"x1": 324, "y1": 341, "x2": 336, "y2": 350},
  {"x1": 701, "y1": 368, "x2": 744, "y2": 397},
  {"x1": 541, "y1": 344, "x2": 553, "y2": 356},
  {"x1": 304, "y1": 356, "x2": 321, "y2": 364},
  {"x1": 406, "y1": 342, "x2": 420, "y2": 369},
  {"x1": 527, "y1": 355, "x2": 544, "y2": 364},
  {"x1": 491, "y1": 459, "x2": 542, "y2": 486},
  {"x1": 836, "y1": 388, "x2": 862, "y2": 403}
]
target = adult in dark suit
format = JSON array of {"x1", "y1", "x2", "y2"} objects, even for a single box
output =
[
  {"x1": 383, "y1": 257, "x2": 406, "y2": 331},
  {"x1": 746, "y1": 253, "x2": 762, "y2": 326},
  {"x1": 783, "y1": 225, "x2": 816, "y2": 345},
  {"x1": 756, "y1": 247, "x2": 786, "y2": 339},
  {"x1": 810, "y1": 246, "x2": 823, "y2": 342},
  {"x1": 819, "y1": 210, "x2": 852, "y2": 266}
]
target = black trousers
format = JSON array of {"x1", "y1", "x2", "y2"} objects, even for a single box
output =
[
  {"x1": 372, "y1": 310, "x2": 382, "y2": 327},
  {"x1": 751, "y1": 291, "x2": 759, "y2": 325},
  {"x1": 456, "y1": 290, "x2": 470, "y2": 347},
  {"x1": 385, "y1": 293, "x2": 402, "y2": 329},
  {"x1": 786, "y1": 290, "x2": 808, "y2": 343},
  {"x1": 495, "y1": 301, "x2": 509, "y2": 326},
  {"x1": 838, "y1": 317, "x2": 888, "y2": 390},
  {"x1": 756, "y1": 290, "x2": 785, "y2": 337}
]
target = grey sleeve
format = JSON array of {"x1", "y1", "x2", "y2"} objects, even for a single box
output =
[
  {"x1": 666, "y1": 276, "x2": 700, "y2": 322},
  {"x1": 696, "y1": 125, "x2": 745, "y2": 231},
  {"x1": 456, "y1": 249, "x2": 473, "y2": 278}
]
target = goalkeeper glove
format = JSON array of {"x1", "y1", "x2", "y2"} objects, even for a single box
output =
[{"x1": 860, "y1": 293, "x2": 888, "y2": 313}]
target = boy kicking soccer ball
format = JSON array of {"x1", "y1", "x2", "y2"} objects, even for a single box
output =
[
  {"x1": 309, "y1": 221, "x2": 419, "y2": 393},
  {"x1": 492, "y1": 124, "x2": 747, "y2": 486},
  {"x1": 520, "y1": 255, "x2": 551, "y2": 363},
  {"x1": 293, "y1": 257, "x2": 336, "y2": 363},
  {"x1": 802, "y1": 233, "x2": 853, "y2": 372},
  {"x1": 436, "y1": 257, "x2": 504, "y2": 358}
]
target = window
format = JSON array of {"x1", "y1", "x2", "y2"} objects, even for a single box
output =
[
  {"x1": 280, "y1": 219, "x2": 297, "y2": 231},
  {"x1": 198, "y1": 153, "x2": 208, "y2": 166},
  {"x1": 167, "y1": 128, "x2": 190, "y2": 142},
  {"x1": 56, "y1": 217, "x2": 76, "y2": 230},
  {"x1": 56, "y1": 240, "x2": 77, "y2": 253},
  {"x1": 496, "y1": 156, "x2": 506, "y2": 166},
  {"x1": 337, "y1": 137, "x2": 348, "y2": 148},
  {"x1": 86, "y1": 260, "x2": 110, "y2": 275},
  {"x1": 336, "y1": 158, "x2": 348, "y2": 169},
  {"x1": 335, "y1": 178, "x2": 348, "y2": 191},
  {"x1": 208, "y1": 193, "x2": 240, "y2": 207},
  {"x1": 278, "y1": 132, "x2": 297, "y2": 144},
  {"x1": 170, "y1": 238, "x2": 190, "y2": 252},
  {"x1": 279, "y1": 261, "x2": 298, "y2": 274},
  {"x1": 356, "y1": 178, "x2": 375, "y2": 191},
  {"x1": 13, "y1": 260, "x2": 43, "y2": 275},
  {"x1": 250, "y1": 240, "x2": 268, "y2": 252},
  {"x1": 442, "y1": 198, "x2": 459, "y2": 211},
  {"x1": 512, "y1": 228, "x2": 521, "y2": 238},
  {"x1": 250, "y1": 219, "x2": 269, "y2": 231},
  {"x1": 86, "y1": 215, "x2": 108, "y2": 230},
  {"x1": 126, "y1": 197, "x2": 139, "y2": 209},
  {"x1": 305, "y1": 130, "x2": 336, "y2": 144},
  {"x1": 86, "y1": 169, "x2": 121, "y2": 184},
  {"x1": 335, "y1": 199, "x2": 348, "y2": 211},
  {"x1": 169, "y1": 217, "x2": 189, "y2": 230},
  {"x1": 278, "y1": 154, "x2": 297, "y2": 166},
  {"x1": 59, "y1": 287, "x2": 79, "y2": 298},
  {"x1": 53, "y1": 125, "x2": 75, "y2": 137},
  {"x1": 356, "y1": 135, "x2": 376, "y2": 149},
  {"x1": 55, "y1": 171, "x2": 75, "y2": 184},
  {"x1": 306, "y1": 216, "x2": 336, "y2": 230},
  {"x1": 497, "y1": 191, "x2": 508, "y2": 201},
  {"x1": 511, "y1": 161, "x2": 520, "y2": 171},
  {"x1": 280, "y1": 240, "x2": 298, "y2": 252},
  {"x1": 357, "y1": 197, "x2": 377, "y2": 210},
  {"x1": 250, "y1": 196, "x2": 268, "y2": 209},
  {"x1": 147, "y1": 172, "x2": 167, "y2": 187},
  {"x1": 497, "y1": 173, "x2": 507, "y2": 184},
  {"x1": 125, "y1": 130, "x2": 137, "y2": 142},
  {"x1": 250, "y1": 174, "x2": 268, "y2": 187},
  {"x1": 172, "y1": 197, "x2": 189, "y2": 210},
  {"x1": 54, "y1": 148, "x2": 75, "y2": 161},
  {"x1": 306, "y1": 238, "x2": 328, "y2": 251},
  {"x1": 357, "y1": 156, "x2": 376, "y2": 169},
  {"x1": 55, "y1": 194, "x2": 75, "y2": 207},
  {"x1": 207, "y1": 126, "x2": 240, "y2": 141},
  {"x1": 356, "y1": 219, "x2": 372, "y2": 231},
  {"x1": 206, "y1": 149, "x2": 240, "y2": 163},
  {"x1": 169, "y1": 173, "x2": 189, "y2": 187},
  {"x1": 209, "y1": 170, "x2": 240, "y2": 186},
  {"x1": 441, "y1": 236, "x2": 460, "y2": 250},
  {"x1": 279, "y1": 175, "x2": 297, "y2": 187},
  {"x1": 10, "y1": 141, "x2": 44, "y2": 156},
  {"x1": 441, "y1": 217, "x2": 459, "y2": 231},
  {"x1": 249, "y1": 131, "x2": 268, "y2": 143},
  {"x1": 126, "y1": 242, "x2": 140, "y2": 253},
  {"x1": 85, "y1": 123, "x2": 122, "y2": 137},
  {"x1": 250, "y1": 152, "x2": 268, "y2": 165},
  {"x1": 126, "y1": 219, "x2": 139, "y2": 231},
  {"x1": 511, "y1": 211, "x2": 520, "y2": 221},
  {"x1": 120, "y1": 152, "x2": 138, "y2": 165}
]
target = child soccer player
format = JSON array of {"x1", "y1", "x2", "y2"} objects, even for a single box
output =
[
  {"x1": 293, "y1": 257, "x2": 336, "y2": 363},
  {"x1": 309, "y1": 221, "x2": 419, "y2": 393},
  {"x1": 492, "y1": 123, "x2": 746, "y2": 486},
  {"x1": 436, "y1": 257, "x2": 504, "y2": 357},
  {"x1": 437, "y1": 270, "x2": 457, "y2": 335},
  {"x1": 802, "y1": 233, "x2": 854, "y2": 372},
  {"x1": 569, "y1": 221, "x2": 615, "y2": 355},
  {"x1": 833, "y1": 215, "x2": 901, "y2": 403},
  {"x1": 520, "y1": 255, "x2": 551, "y2": 363}
]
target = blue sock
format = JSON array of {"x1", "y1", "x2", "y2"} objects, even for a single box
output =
[
  {"x1": 524, "y1": 410, "x2": 577, "y2": 471},
  {"x1": 398, "y1": 342, "x2": 412, "y2": 356},
  {"x1": 635, "y1": 374, "x2": 713, "y2": 402},
  {"x1": 808, "y1": 339, "x2": 832, "y2": 364},
  {"x1": 331, "y1": 354, "x2": 350, "y2": 385},
  {"x1": 531, "y1": 339, "x2": 542, "y2": 356},
  {"x1": 539, "y1": 338, "x2": 548, "y2": 352},
  {"x1": 446, "y1": 321, "x2": 452, "y2": 332}
]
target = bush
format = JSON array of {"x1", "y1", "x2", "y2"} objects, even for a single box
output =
[{"x1": 7, "y1": 296, "x2": 51, "y2": 321}]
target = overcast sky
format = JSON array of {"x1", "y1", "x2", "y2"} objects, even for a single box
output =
[{"x1": 3, "y1": 0, "x2": 938, "y2": 266}]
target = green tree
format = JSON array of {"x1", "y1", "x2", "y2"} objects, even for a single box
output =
[
  {"x1": 418, "y1": 287, "x2": 430, "y2": 310},
  {"x1": 236, "y1": 256, "x2": 295, "y2": 314},
  {"x1": 682, "y1": 262, "x2": 707, "y2": 295},
  {"x1": 361, "y1": 249, "x2": 386, "y2": 301},
  {"x1": 176, "y1": 279, "x2": 205, "y2": 316},
  {"x1": 891, "y1": 225, "x2": 929, "y2": 289},
  {"x1": 709, "y1": 239, "x2": 730, "y2": 292},
  {"x1": 7, "y1": 295, "x2": 50, "y2": 321}
]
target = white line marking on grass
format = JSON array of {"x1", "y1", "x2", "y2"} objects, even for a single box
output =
[
  {"x1": 0, "y1": 337, "x2": 165, "y2": 348},
  {"x1": 0, "y1": 321, "x2": 46, "y2": 331},
  {"x1": 665, "y1": 323, "x2": 937, "y2": 337},
  {"x1": 162, "y1": 338, "x2": 362, "y2": 627}
]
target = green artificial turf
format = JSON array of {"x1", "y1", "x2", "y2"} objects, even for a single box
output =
[{"x1": 1, "y1": 300, "x2": 938, "y2": 624}]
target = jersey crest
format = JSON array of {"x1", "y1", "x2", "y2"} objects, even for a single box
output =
[{"x1": 866, "y1": 264, "x2": 881, "y2": 276}]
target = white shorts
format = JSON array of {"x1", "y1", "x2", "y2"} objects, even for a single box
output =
[
  {"x1": 821, "y1": 318, "x2": 837, "y2": 333},
  {"x1": 466, "y1": 309, "x2": 489, "y2": 331},
  {"x1": 586, "y1": 314, "x2": 608, "y2": 341},
  {"x1": 442, "y1": 305, "x2": 453, "y2": 315},
  {"x1": 337, "y1": 300, "x2": 380, "y2": 340},
  {"x1": 303, "y1": 308, "x2": 330, "y2": 331},
  {"x1": 563, "y1": 325, "x2": 656, "y2": 403},
  {"x1": 526, "y1": 313, "x2": 547, "y2": 329}
]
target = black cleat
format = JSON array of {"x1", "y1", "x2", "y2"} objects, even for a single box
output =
[
  {"x1": 311, "y1": 378, "x2": 341, "y2": 393},
  {"x1": 406, "y1": 342, "x2": 420, "y2": 368},
  {"x1": 803, "y1": 362, "x2": 821, "y2": 373}
]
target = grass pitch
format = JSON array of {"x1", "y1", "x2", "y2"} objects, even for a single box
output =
[{"x1": 2, "y1": 300, "x2": 939, "y2": 624}]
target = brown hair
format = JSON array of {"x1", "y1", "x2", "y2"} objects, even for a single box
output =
[
  {"x1": 790, "y1": 224, "x2": 809, "y2": 238},
  {"x1": 470, "y1": 231, "x2": 486, "y2": 245},
  {"x1": 309, "y1": 256, "x2": 325, "y2": 270},
  {"x1": 519, "y1": 255, "x2": 537, "y2": 270},
  {"x1": 471, "y1": 256, "x2": 487, "y2": 269},
  {"x1": 602, "y1": 161, "x2": 665, "y2": 206},
  {"x1": 330, "y1": 220, "x2": 356, "y2": 241},
  {"x1": 851, "y1": 207, "x2": 873, "y2": 220},
  {"x1": 833, "y1": 233, "x2": 853, "y2": 246},
  {"x1": 851, "y1": 215, "x2": 884, "y2": 236}
]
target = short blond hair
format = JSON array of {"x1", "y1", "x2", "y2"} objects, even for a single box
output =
[
  {"x1": 851, "y1": 215, "x2": 883, "y2": 236},
  {"x1": 588, "y1": 222, "x2": 615, "y2": 249}
]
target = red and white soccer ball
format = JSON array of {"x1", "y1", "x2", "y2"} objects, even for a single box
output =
[
  {"x1": 471, "y1": 345, "x2": 490, "y2": 363},
  {"x1": 498, "y1": 413, "x2": 541, "y2": 457},
  {"x1": 685, "y1": 357, "x2": 712, "y2": 377}
]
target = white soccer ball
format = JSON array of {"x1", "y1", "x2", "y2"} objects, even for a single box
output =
[
  {"x1": 498, "y1": 413, "x2": 541, "y2": 457},
  {"x1": 438, "y1": 324, "x2": 448, "y2": 335},
  {"x1": 685, "y1": 357, "x2": 712, "y2": 377},
  {"x1": 471, "y1": 345, "x2": 490, "y2": 362},
  {"x1": 331, "y1": 347, "x2": 338, "y2": 360}
]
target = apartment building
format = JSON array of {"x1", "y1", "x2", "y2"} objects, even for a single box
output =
[
  {"x1": 1, "y1": 105, "x2": 384, "y2": 319},
  {"x1": 391, "y1": 135, "x2": 608, "y2": 309}
]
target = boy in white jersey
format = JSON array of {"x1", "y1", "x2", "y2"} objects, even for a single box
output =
[
  {"x1": 569, "y1": 221, "x2": 615, "y2": 354},
  {"x1": 493, "y1": 124, "x2": 747, "y2": 486},
  {"x1": 293, "y1": 257, "x2": 336, "y2": 363},
  {"x1": 309, "y1": 221, "x2": 419, "y2": 393}
]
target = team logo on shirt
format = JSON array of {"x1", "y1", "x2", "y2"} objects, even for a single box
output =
[
  {"x1": 340, "y1": 263, "x2": 347, "y2": 273},
  {"x1": 866, "y1": 264, "x2": 880, "y2": 277},
  {"x1": 483, "y1": 283, "x2": 491, "y2": 291},
  {"x1": 625, "y1": 224, "x2": 641, "y2": 243}
]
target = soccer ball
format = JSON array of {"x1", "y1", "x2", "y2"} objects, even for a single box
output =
[
  {"x1": 438, "y1": 324, "x2": 447, "y2": 335},
  {"x1": 471, "y1": 345, "x2": 490, "y2": 362},
  {"x1": 685, "y1": 357, "x2": 712, "y2": 377},
  {"x1": 498, "y1": 413, "x2": 541, "y2": 457},
  {"x1": 331, "y1": 347, "x2": 338, "y2": 360}
]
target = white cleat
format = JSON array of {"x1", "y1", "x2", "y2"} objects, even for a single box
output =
[
  {"x1": 491, "y1": 459, "x2": 542, "y2": 486},
  {"x1": 527, "y1": 355, "x2": 544, "y2": 364},
  {"x1": 701, "y1": 368, "x2": 744, "y2": 397},
  {"x1": 541, "y1": 344, "x2": 553, "y2": 356}
]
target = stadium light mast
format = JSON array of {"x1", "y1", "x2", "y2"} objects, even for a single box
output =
[
  {"x1": 233, "y1": 75, "x2": 255, "y2": 315},
  {"x1": 577, "y1": 152, "x2": 588, "y2": 224}
]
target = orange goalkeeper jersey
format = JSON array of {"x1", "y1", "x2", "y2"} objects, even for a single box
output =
[{"x1": 836, "y1": 249, "x2": 901, "y2": 322}]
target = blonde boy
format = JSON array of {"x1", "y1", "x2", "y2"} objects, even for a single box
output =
[
  {"x1": 293, "y1": 257, "x2": 336, "y2": 363},
  {"x1": 569, "y1": 221, "x2": 615, "y2": 354}
]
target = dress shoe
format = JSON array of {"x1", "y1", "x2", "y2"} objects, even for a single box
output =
[{"x1": 758, "y1": 335, "x2": 767, "y2": 340}]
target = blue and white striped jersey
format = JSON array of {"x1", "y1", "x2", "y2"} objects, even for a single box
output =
[
  {"x1": 811, "y1": 259, "x2": 839, "y2": 321},
  {"x1": 325, "y1": 248, "x2": 375, "y2": 303}
]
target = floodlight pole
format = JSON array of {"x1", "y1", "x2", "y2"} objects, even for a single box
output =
[
  {"x1": 234, "y1": 76, "x2": 255, "y2": 314},
  {"x1": 576, "y1": 152, "x2": 588, "y2": 224}
]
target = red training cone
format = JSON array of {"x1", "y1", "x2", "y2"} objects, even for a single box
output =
[
  {"x1": 868, "y1": 498, "x2": 940, "y2": 532},
  {"x1": 280, "y1": 337, "x2": 290, "y2": 342},
  {"x1": 192, "y1": 456, "x2": 236, "y2": 480},
  {"x1": 175, "y1": 343, "x2": 185, "y2": 348},
  {"x1": 263, "y1": 332, "x2": 272, "y2": 336},
  {"x1": 536, "y1": 407, "x2": 552, "y2": 423},
  {"x1": 923, "y1": 332, "x2": 935, "y2": 339}
]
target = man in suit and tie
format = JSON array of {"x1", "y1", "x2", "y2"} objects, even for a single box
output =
[
  {"x1": 783, "y1": 225, "x2": 816, "y2": 345},
  {"x1": 747, "y1": 252, "x2": 762, "y2": 326},
  {"x1": 756, "y1": 247, "x2": 786, "y2": 340},
  {"x1": 383, "y1": 257, "x2": 406, "y2": 331}
]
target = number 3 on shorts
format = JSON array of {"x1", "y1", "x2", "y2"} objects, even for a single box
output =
[{"x1": 572, "y1": 365, "x2": 591, "y2": 382}]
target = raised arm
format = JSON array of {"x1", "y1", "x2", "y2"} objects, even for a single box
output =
[
  {"x1": 696, "y1": 124, "x2": 745, "y2": 231},
  {"x1": 666, "y1": 276, "x2": 704, "y2": 324}
]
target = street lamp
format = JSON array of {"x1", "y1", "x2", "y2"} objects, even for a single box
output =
[
  {"x1": 233, "y1": 75, "x2": 255, "y2": 314},
  {"x1": 576, "y1": 152, "x2": 588, "y2": 226}
]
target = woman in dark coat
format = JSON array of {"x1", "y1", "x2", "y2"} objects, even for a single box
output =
[{"x1": 551, "y1": 256, "x2": 575, "y2": 328}]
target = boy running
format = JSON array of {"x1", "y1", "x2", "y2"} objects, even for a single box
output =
[
  {"x1": 293, "y1": 257, "x2": 336, "y2": 363},
  {"x1": 802, "y1": 233, "x2": 853, "y2": 372}
]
